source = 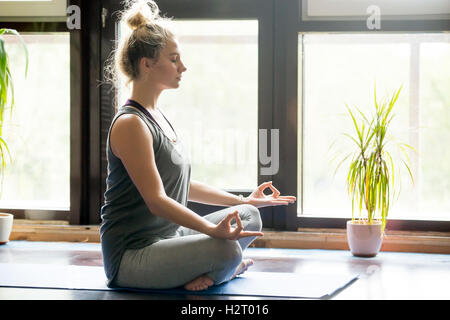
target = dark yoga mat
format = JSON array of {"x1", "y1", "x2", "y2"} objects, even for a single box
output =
[{"x1": 0, "y1": 263, "x2": 359, "y2": 299}]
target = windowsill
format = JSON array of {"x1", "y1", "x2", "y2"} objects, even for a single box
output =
[
  {"x1": 9, "y1": 221, "x2": 450, "y2": 254},
  {"x1": 254, "y1": 228, "x2": 450, "y2": 254},
  {"x1": 11, "y1": 220, "x2": 99, "y2": 243}
]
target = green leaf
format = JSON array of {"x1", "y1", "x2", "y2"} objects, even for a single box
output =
[
  {"x1": 0, "y1": 136, "x2": 11, "y2": 162},
  {"x1": 6, "y1": 65, "x2": 14, "y2": 118},
  {"x1": 2, "y1": 28, "x2": 29, "y2": 76},
  {"x1": 345, "y1": 104, "x2": 363, "y2": 146},
  {"x1": 333, "y1": 152, "x2": 352, "y2": 178},
  {"x1": 343, "y1": 133, "x2": 361, "y2": 148},
  {"x1": 401, "y1": 159, "x2": 415, "y2": 185}
]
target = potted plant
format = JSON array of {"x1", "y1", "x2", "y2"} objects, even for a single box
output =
[
  {"x1": 0, "y1": 28, "x2": 28, "y2": 244},
  {"x1": 333, "y1": 84, "x2": 415, "y2": 257}
]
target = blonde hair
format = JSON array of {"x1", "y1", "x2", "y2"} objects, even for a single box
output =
[{"x1": 105, "y1": 0, "x2": 174, "y2": 89}]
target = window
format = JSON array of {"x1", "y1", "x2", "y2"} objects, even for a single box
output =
[
  {"x1": 299, "y1": 33, "x2": 450, "y2": 221},
  {"x1": 0, "y1": 0, "x2": 67, "y2": 19},
  {"x1": 117, "y1": 20, "x2": 259, "y2": 190},
  {"x1": 0, "y1": 1, "x2": 83, "y2": 223},
  {"x1": 0, "y1": 33, "x2": 70, "y2": 211},
  {"x1": 102, "y1": 0, "x2": 448, "y2": 231},
  {"x1": 303, "y1": 0, "x2": 450, "y2": 20}
]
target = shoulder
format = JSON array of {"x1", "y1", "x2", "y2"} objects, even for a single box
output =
[
  {"x1": 113, "y1": 113, "x2": 149, "y2": 135},
  {"x1": 110, "y1": 113, "x2": 155, "y2": 158},
  {"x1": 114, "y1": 108, "x2": 159, "y2": 132}
]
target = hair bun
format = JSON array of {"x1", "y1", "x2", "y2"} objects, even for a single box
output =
[
  {"x1": 123, "y1": 0, "x2": 160, "y2": 30},
  {"x1": 126, "y1": 11, "x2": 149, "y2": 30}
]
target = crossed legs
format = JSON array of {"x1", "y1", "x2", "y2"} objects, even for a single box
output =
[{"x1": 115, "y1": 204, "x2": 262, "y2": 290}]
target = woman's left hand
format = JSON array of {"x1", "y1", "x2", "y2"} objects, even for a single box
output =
[{"x1": 245, "y1": 181, "x2": 296, "y2": 209}]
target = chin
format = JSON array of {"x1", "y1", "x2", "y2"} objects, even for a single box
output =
[{"x1": 163, "y1": 83, "x2": 179, "y2": 90}]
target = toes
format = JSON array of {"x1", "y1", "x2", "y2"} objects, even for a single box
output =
[
  {"x1": 243, "y1": 259, "x2": 254, "y2": 270},
  {"x1": 184, "y1": 275, "x2": 215, "y2": 291},
  {"x1": 201, "y1": 278, "x2": 213, "y2": 290},
  {"x1": 235, "y1": 259, "x2": 254, "y2": 277}
]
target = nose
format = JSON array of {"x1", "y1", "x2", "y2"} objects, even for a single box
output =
[{"x1": 179, "y1": 59, "x2": 187, "y2": 73}]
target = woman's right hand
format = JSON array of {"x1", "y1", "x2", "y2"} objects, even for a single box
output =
[{"x1": 207, "y1": 210, "x2": 264, "y2": 240}]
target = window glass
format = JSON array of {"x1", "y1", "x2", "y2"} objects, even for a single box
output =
[
  {"x1": 118, "y1": 20, "x2": 259, "y2": 190},
  {"x1": 0, "y1": 33, "x2": 70, "y2": 210},
  {"x1": 299, "y1": 33, "x2": 450, "y2": 220}
]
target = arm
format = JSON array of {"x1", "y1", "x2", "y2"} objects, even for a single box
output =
[
  {"x1": 188, "y1": 179, "x2": 249, "y2": 207},
  {"x1": 110, "y1": 114, "x2": 262, "y2": 240},
  {"x1": 111, "y1": 114, "x2": 216, "y2": 235}
]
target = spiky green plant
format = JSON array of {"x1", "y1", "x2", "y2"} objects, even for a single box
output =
[
  {"x1": 334, "y1": 85, "x2": 415, "y2": 235},
  {"x1": 0, "y1": 28, "x2": 28, "y2": 193}
]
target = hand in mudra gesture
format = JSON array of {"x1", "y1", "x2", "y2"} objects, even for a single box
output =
[
  {"x1": 246, "y1": 181, "x2": 296, "y2": 209},
  {"x1": 210, "y1": 210, "x2": 264, "y2": 240}
]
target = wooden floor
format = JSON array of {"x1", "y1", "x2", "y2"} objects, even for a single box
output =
[{"x1": 0, "y1": 240, "x2": 448, "y2": 300}]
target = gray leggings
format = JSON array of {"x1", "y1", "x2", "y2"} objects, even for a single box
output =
[{"x1": 115, "y1": 204, "x2": 262, "y2": 289}]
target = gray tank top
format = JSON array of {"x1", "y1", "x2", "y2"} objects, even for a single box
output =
[{"x1": 100, "y1": 101, "x2": 191, "y2": 288}]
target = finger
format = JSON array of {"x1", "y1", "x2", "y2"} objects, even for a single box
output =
[
  {"x1": 225, "y1": 211, "x2": 238, "y2": 223},
  {"x1": 271, "y1": 198, "x2": 292, "y2": 202},
  {"x1": 268, "y1": 182, "x2": 281, "y2": 197},
  {"x1": 266, "y1": 199, "x2": 290, "y2": 206},
  {"x1": 233, "y1": 221, "x2": 243, "y2": 234},
  {"x1": 258, "y1": 181, "x2": 272, "y2": 192},
  {"x1": 231, "y1": 211, "x2": 243, "y2": 229},
  {"x1": 257, "y1": 181, "x2": 278, "y2": 198},
  {"x1": 234, "y1": 211, "x2": 244, "y2": 229},
  {"x1": 238, "y1": 231, "x2": 264, "y2": 239},
  {"x1": 275, "y1": 196, "x2": 296, "y2": 203},
  {"x1": 259, "y1": 181, "x2": 272, "y2": 188},
  {"x1": 278, "y1": 195, "x2": 296, "y2": 200},
  {"x1": 231, "y1": 223, "x2": 243, "y2": 240}
]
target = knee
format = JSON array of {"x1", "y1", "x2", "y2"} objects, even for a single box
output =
[
  {"x1": 240, "y1": 204, "x2": 262, "y2": 232},
  {"x1": 213, "y1": 239, "x2": 242, "y2": 269}
]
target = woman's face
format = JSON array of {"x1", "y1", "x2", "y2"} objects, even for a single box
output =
[{"x1": 147, "y1": 38, "x2": 187, "y2": 90}]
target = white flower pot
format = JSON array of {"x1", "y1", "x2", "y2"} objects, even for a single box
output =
[
  {"x1": 0, "y1": 213, "x2": 13, "y2": 245},
  {"x1": 346, "y1": 220, "x2": 383, "y2": 257}
]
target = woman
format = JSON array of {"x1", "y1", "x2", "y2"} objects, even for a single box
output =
[{"x1": 100, "y1": 0, "x2": 296, "y2": 291}]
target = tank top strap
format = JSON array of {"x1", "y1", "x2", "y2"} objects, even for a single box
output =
[
  {"x1": 122, "y1": 99, "x2": 178, "y2": 141},
  {"x1": 122, "y1": 99, "x2": 163, "y2": 132},
  {"x1": 156, "y1": 107, "x2": 177, "y2": 135}
]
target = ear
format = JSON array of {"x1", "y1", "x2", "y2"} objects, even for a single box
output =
[{"x1": 139, "y1": 57, "x2": 155, "y2": 73}]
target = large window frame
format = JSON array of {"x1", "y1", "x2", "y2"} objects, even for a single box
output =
[
  {"x1": 294, "y1": 0, "x2": 450, "y2": 232},
  {"x1": 2, "y1": 0, "x2": 448, "y2": 233},
  {"x1": 100, "y1": 0, "x2": 276, "y2": 228},
  {"x1": 0, "y1": 0, "x2": 102, "y2": 225},
  {"x1": 0, "y1": 21, "x2": 75, "y2": 222},
  {"x1": 97, "y1": 0, "x2": 449, "y2": 232}
]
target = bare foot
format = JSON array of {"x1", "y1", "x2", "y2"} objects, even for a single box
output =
[
  {"x1": 184, "y1": 275, "x2": 214, "y2": 291},
  {"x1": 231, "y1": 258, "x2": 254, "y2": 280}
]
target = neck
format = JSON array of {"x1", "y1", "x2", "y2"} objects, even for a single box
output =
[{"x1": 129, "y1": 80, "x2": 163, "y2": 112}]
